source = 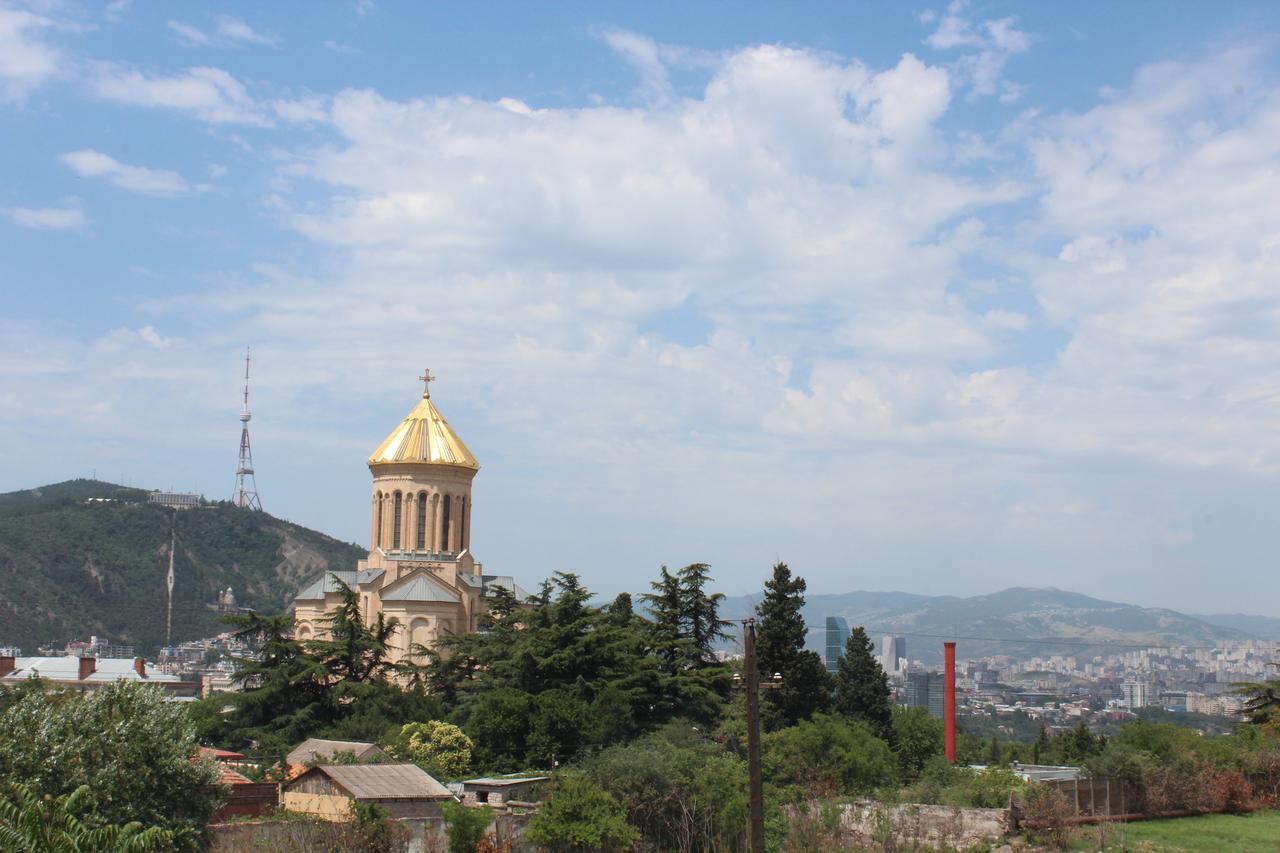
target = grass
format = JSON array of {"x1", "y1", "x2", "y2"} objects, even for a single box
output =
[{"x1": 1067, "y1": 810, "x2": 1280, "y2": 851}]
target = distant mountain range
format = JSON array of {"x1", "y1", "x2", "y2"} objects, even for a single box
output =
[
  {"x1": 719, "y1": 587, "x2": 1266, "y2": 665},
  {"x1": 0, "y1": 480, "x2": 364, "y2": 655}
]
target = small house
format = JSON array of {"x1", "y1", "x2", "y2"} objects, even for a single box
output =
[
  {"x1": 282, "y1": 764, "x2": 455, "y2": 821},
  {"x1": 460, "y1": 775, "x2": 550, "y2": 808},
  {"x1": 284, "y1": 738, "x2": 389, "y2": 778}
]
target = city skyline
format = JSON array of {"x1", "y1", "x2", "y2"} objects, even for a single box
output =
[{"x1": 4, "y1": 2, "x2": 1280, "y2": 614}]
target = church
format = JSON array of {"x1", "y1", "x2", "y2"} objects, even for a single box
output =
[{"x1": 293, "y1": 373, "x2": 528, "y2": 662}]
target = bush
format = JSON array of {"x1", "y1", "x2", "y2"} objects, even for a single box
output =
[
  {"x1": 442, "y1": 801, "x2": 493, "y2": 853},
  {"x1": 525, "y1": 772, "x2": 638, "y2": 852},
  {"x1": 1204, "y1": 768, "x2": 1254, "y2": 814},
  {"x1": 764, "y1": 713, "x2": 898, "y2": 796},
  {"x1": 1019, "y1": 784, "x2": 1073, "y2": 849}
]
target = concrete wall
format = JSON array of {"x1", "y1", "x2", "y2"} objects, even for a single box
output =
[{"x1": 833, "y1": 801, "x2": 1011, "y2": 848}]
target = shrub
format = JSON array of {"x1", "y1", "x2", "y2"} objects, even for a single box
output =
[{"x1": 442, "y1": 801, "x2": 493, "y2": 853}]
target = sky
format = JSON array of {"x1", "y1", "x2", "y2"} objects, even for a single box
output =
[{"x1": 3, "y1": 1, "x2": 1280, "y2": 615}]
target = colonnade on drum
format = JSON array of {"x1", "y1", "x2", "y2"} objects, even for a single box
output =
[{"x1": 369, "y1": 488, "x2": 471, "y2": 552}]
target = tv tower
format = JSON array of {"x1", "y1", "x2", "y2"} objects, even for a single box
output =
[{"x1": 232, "y1": 347, "x2": 263, "y2": 510}]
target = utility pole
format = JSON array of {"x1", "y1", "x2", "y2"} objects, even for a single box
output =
[
  {"x1": 743, "y1": 619, "x2": 765, "y2": 853},
  {"x1": 735, "y1": 619, "x2": 782, "y2": 853}
]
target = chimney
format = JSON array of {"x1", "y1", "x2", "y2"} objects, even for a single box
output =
[
  {"x1": 134, "y1": 657, "x2": 147, "y2": 678},
  {"x1": 944, "y1": 642, "x2": 957, "y2": 764},
  {"x1": 0, "y1": 656, "x2": 14, "y2": 677},
  {"x1": 79, "y1": 656, "x2": 96, "y2": 680}
]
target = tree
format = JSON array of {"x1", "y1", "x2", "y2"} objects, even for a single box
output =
[
  {"x1": 892, "y1": 706, "x2": 944, "y2": 779},
  {"x1": 307, "y1": 576, "x2": 401, "y2": 684},
  {"x1": 387, "y1": 721, "x2": 473, "y2": 779},
  {"x1": 1236, "y1": 667, "x2": 1280, "y2": 727},
  {"x1": 441, "y1": 801, "x2": 493, "y2": 853},
  {"x1": 754, "y1": 562, "x2": 831, "y2": 726},
  {"x1": 832, "y1": 626, "x2": 894, "y2": 742},
  {"x1": 0, "y1": 682, "x2": 220, "y2": 849},
  {"x1": 987, "y1": 735, "x2": 1002, "y2": 766},
  {"x1": 1033, "y1": 723, "x2": 1051, "y2": 764},
  {"x1": 764, "y1": 713, "x2": 897, "y2": 796},
  {"x1": 0, "y1": 783, "x2": 173, "y2": 853},
  {"x1": 677, "y1": 563, "x2": 731, "y2": 661},
  {"x1": 526, "y1": 772, "x2": 639, "y2": 852}
]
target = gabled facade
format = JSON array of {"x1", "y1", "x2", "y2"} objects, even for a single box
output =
[{"x1": 292, "y1": 377, "x2": 529, "y2": 664}]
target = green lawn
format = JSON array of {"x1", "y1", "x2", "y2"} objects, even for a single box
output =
[{"x1": 1070, "y1": 811, "x2": 1280, "y2": 852}]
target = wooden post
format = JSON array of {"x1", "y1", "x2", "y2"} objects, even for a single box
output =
[{"x1": 743, "y1": 619, "x2": 765, "y2": 853}]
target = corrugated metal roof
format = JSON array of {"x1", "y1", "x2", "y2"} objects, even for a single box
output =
[
  {"x1": 286, "y1": 738, "x2": 386, "y2": 767},
  {"x1": 304, "y1": 764, "x2": 454, "y2": 801},
  {"x1": 294, "y1": 570, "x2": 384, "y2": 602},
  {"x1": 381, "y1": 573, "x2": 461, "y2": 603},
  {"x1": 482, "y1": 575, "x2": 531, "y2": 602}
]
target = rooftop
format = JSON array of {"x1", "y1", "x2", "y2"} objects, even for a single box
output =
[
  {"x1": 296, "y1": 763, "x2": 454, "y2": 801},
  {"x1": 368, "y1": 390, "x2": 479, "y2": 470}
]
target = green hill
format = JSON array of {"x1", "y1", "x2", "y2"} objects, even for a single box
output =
[{"x1": 0, "y1": 480, "x2": 365, "y2": 655}]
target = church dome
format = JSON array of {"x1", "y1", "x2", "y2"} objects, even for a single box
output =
[{"x1": 368, "y1": 382, "x2": 480, "y2": 471}]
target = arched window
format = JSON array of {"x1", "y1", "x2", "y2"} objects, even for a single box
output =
[
  {"x1": 375, "y1": 494, "x2": 383, "y2": 548},
  {"x1": 416, "y1": 492, "x2": 427, "y2": 550},
  {"x1": 441, "y1": 495, "x2": 452, "y2": 551},
  {"x1": 459, "y1": 497, "x2": 467, "y2": 550},
  {"x1": 392, "y1": 491, "x2": 403, "y2": 549}
]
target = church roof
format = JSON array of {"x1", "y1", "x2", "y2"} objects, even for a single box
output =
[
  {"x1": 368, "y1": 392, "x2": 479, "y2": 470},
  {"x1": 380, "y1": 572, "x2": 462, "y2": 603},
  {"x1": 294, "y1": 570, "x2": 384, "y2": 602}
]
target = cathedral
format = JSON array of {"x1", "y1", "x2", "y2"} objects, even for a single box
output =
[{"x1": 293, "y1": 373, "x2": 528, "y2": 662}]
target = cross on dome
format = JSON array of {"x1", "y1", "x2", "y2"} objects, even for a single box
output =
[{"x1": 418, "y1": 368, "x2": 436, "y2": 398}]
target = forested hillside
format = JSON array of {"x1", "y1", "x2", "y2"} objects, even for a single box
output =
[{"x1": 0, "y1": 480, "x2": 364, "y2": 654}]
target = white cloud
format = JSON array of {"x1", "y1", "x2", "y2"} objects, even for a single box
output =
[
  {"x1": 923, "y1": 0, "x2": 1031, "y2": 100},
  {"x1": 5, "y1": 204, "x2": 85, "y2": 230},
  {"x1": 11, "y1": 37, "x2": 1280, "y2": 609},
  {"x1": 168, "y1": 15, "x2": 278, "y2": 49},
  {"x1": 62, "y1": 149, "x2": 200, "y2": 196},
  {"x1": 214, "y1": 16, "x2": 278, "y2": 47},
  {"x1": 167, "y1": 20, "x2": 211, "y2": 47},
  {"x1": 600, "y1": 29, "x2": 672, "y2": 103},
  {"x1": 91, "y1": 64, "x2": 267, "y2": 125},
  {"x1": 0, "y1": 5, "x2": 60, "y2": 100}
]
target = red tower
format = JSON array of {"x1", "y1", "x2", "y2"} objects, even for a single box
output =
[
  {"x1": 944, "y1": 641, "x2": 957, "y2": 763},
  {"x1": 232, "y1": 348, "x2": 263, "y2": 511}
]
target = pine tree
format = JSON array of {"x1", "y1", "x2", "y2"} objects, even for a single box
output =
[
  {"x1": 754, "y1": 562, "x2": 831, "y2": 726},
  {"x1": 677, "y1": 562, "x2": 731, "y2": 665},
  {"x1": 987, "y1": 735, "x2": 1002, "y2": 766},
  {"x1": 1033, "y1": 722, "x2": 1050, "y2": 764},
  {"x1": 832, "y1": 626, "x2": 894, "y2": 742}
]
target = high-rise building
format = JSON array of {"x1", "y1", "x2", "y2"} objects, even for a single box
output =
[
  {"x1": 824, "y1": 617, "x2": 850, "y2": 673},
  {"x1": 881, "y1": 635, "x2": 906, "y2": 674},
  {"x1": 905, "y1": 671, "x2": 946, "y2": 718},
  {"x1": 1121, "y1": 680, "x2": 1150, "y2": 709}
]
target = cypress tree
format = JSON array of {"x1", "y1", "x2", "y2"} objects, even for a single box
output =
[{"x1": 754, "y1": 562, "x2": 831, "y2": 726}]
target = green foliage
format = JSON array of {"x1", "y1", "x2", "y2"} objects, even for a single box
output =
[
  {"x1": 899, "y1": 757, "x2": 1027, "y2": 808},
  {"x1": 0, "y1": 783, "x2": 174, "y2": 853},
  {"x1": 431, "y1": 568, "x2": 731, "y2": 771},
  {"x1": 0, "y1": 479, "x2": 365, "y2": 654},
  {"x1": 386, "y1": 720, "x2": 473, "y2": 779},
  {"x1": 196, "y1": 602, "x2": 441, "y2": 769},
  {"x1": 583, "y1": 723, "x2": 750, "y2": 850},
  {"x1": 441, "y1": 801, "x2": 492, "y2": 853},
  {"x1": 891, "y1": 706, "x2": 945, "y2": 779},
  {"x1": 347, "y1": 801, "x2": 409, "y2": 853},
  {"x1": 1235, "y1": 669, "x2": 1280, "y2": 726},
  {"x1": 525, "y1": 772, "x2": 639, "y2": 852},
  {"x1": 0, "y1": 682, "x2": 220, "y2": 849},
  {"x1": 832, "y1": 626, "x2": 894, "y2": 743},
  {"x1": 764, "y1": 713, "x2": 897, "y2": 796},
  {"x1": 754, "y1": 562, "x2": 832, "y2": 727}
]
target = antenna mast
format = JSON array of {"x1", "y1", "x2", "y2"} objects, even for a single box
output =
[{"x1": 232, "y1": 348, "x2": 263, "y2": 510}]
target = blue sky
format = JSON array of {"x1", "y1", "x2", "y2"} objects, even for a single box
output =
[{"x1": 3, "y1": 1, "x2": 1280, "y2": 614}]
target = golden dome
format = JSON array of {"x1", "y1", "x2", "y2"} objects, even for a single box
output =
[{"x1": 368, "y1": 389, "x2": 480, "y2": 470}]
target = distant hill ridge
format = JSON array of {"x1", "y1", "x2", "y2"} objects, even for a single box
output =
[
  {"x1": 0, "y1": 479, "x2": 364, "y2": 655},
  {"x1": 719, "y1": 585, "x2": 1261, "y2": 665}
]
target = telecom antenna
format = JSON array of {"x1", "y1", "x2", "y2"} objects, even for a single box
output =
[{"x1": 232, "y1": 347, "x2": 263, "y2": 510}]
